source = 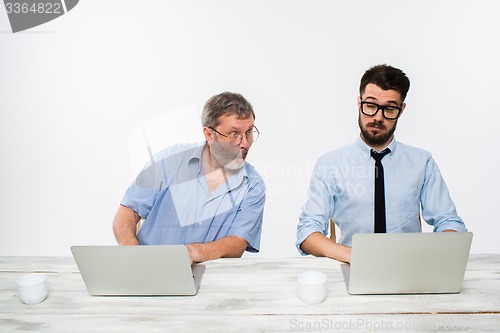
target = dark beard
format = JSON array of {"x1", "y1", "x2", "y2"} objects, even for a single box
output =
[{"x1": 358, "y1": 114, "x2": 397, "y2": 146}]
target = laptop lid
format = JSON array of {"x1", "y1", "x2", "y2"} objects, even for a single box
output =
[
  {"x1": 342, "y1": 232, "x2": 473, "y2": 295},
  {"x1": 71, "y1": 245, "x2": 205, "y2": 296}
]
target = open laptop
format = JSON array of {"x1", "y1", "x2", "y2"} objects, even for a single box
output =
[
  {"x1": 71, "y1": 245, "x2": 205, "y2": 296},
  {"x1": 341, "y1": 232, "x2": 473, "y2": 295}
]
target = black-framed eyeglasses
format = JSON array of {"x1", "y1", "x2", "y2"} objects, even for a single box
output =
[
  {"x1": 209, "y1": 126, "x2": 260, "y2": 146},
  {"x1": 360, "y1": 100, "x2": 402, "y2": 120}
]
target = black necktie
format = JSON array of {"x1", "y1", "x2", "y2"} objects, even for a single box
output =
[{"x1": 371, "y1": 148, "x2": 391, "y2": 233}]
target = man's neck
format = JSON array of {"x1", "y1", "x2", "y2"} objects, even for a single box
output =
[
  {"x1": 201, "y1": 145, "x2": 238, "y2": 191},
  {"x1": 202, "y1": 145, "x2": 217, "y2": 172}
]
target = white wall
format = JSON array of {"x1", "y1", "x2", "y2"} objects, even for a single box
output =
[{"x1": 1, "y1": 0, "x2": 499, "y2": 257}]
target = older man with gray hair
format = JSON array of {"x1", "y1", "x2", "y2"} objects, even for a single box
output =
[{"x1": 113, "y1": 92, "x2": 265, "y2": 263}]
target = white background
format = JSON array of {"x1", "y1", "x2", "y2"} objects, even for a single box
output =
[{"x1": 1, "y1": 0, "x2": 498, "y2": 257}]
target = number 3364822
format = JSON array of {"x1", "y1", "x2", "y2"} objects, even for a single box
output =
[{"x1": 5, "y1": 2, "x2": 62, "y2": 14}]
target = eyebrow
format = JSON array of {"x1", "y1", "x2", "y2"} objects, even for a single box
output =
[
  {"x1": 363, "y1": 96, "x2": 400, "y2": 106},
  {"x1": 229, "y1": 125, "x2": 254, "y2": 133}
]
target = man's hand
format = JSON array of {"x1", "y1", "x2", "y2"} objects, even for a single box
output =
[{"x1": 186, "y1": 243, "x2": 201, "y2": 264}]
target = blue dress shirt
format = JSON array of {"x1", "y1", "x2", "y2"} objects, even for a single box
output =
[
  {"x1": 122, "y1": 142, "x2": 266, "y2": 252},
  {"x1": 296, "y1": 137, "x2": 466, "y2": 255}
]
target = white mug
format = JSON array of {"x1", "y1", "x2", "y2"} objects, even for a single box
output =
[
  {"x1": 16, "y1": 273, "x2": 48, "y2": 305},
  {"x1": 297, "y1": 271, "x2": 327, "y2": 304}
]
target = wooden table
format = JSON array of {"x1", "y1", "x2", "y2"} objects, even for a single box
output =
[{"x1": 1, "y1": 255, "x2": 499, "y2": 332}]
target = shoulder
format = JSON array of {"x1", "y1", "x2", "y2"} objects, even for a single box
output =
[
  {"x1": 243, "y1": 162, "x2": 266, "y2": 188},
  {"x1": 155, "y1": 142, "x2": 204, "y2": 159},
  {"x1": 139, "y1": 142, "x2": 204, "y2": 174},
  {"x1": 394, "y1": 141, "x2": 432, "y2": 161},
  {"x1": 150, "y1": 142, "x2": 204, "y2": 168},
  {"x1": 317, "y1": 141, "x2": 357, "y2": 164}
]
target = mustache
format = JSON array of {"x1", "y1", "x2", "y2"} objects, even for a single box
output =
[{"x1": 367, "y1": 121, "x2": 386, "y2": 130}]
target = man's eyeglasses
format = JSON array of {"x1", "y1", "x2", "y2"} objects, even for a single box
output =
[
  {"x1": 360, "y1": 100, "x2": 402, "y2": 120},
  {"x1": 209, "y1": 126, "x2": 260, "y2": 146}
]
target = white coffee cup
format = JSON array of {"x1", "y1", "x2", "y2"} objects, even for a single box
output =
[
  {"x1": 297, "y1": 271, "x2": 327, "y2": 304},
  {"x1": 16, "y1": 273, "x2": 48, "y2": 305}
]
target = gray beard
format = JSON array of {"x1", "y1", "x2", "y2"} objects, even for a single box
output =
[{"x1": 210, "y1": 141, "x2": 245, "y2": 170}]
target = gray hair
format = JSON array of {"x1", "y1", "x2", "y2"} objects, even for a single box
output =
[{"x1": 201, "y1": 92, "x2": 255, "y2": 128}]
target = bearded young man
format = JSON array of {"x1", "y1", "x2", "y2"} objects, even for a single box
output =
[
  {"x1": 113, "y1": 92, "x2": 265, "y2": 263},
  {"x1": 296, "y1": 64, "x2": 466, "y2": 263}
]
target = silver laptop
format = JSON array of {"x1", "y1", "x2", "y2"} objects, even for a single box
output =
[
  {"x1": 71, "y1": 245, "x2": 205, "y2": 296},
  {"x1": 341, "y1": 232, "x2": 473, "y2": 295}
]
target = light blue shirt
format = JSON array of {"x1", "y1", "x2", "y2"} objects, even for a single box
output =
[
  {"x1": 122, "y1": 142, "x2": 266, "y2": 252},
  {"x1": 296, "y1": 137, "x2": 466, "y2": 255}
]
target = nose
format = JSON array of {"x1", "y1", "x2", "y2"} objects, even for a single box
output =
[
  {"x1": 372, "y1": 107, "x2": 385, "y2": 122},
  {"x1": 239, "y1": 134, "x2": 252, "y2": 150}
]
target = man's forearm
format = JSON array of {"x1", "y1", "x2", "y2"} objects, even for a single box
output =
[
  {"x1": 300, "y1": 232, "x2": 351, "y2": 263},
  {"x1": 187, "y1": 235, "x2": 248, "y2": 263}
]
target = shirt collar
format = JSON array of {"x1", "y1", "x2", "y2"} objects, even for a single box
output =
[
  {"x1": 356, "y1": 135, "x2": 397, "y2": 160},
  {"x1": 188, "y1": 142, "x2": 206, "y2": 165},
  {"x1": 225, "y1": 164, "x2": 248, "y2": 191}
]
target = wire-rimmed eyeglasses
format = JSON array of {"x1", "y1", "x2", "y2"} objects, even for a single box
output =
[{"x1": 209, "y1": 126, "x2": 260, "y2": 146}]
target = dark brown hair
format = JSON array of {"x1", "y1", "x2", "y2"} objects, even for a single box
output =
[{"x1": 360, "y1": 64, "x2": 410, "y2": 102}]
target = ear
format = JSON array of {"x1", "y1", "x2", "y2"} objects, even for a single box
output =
[
  {"x1": 203, "y1": 127, "x2": 213, "y2": 142},
  {"x1": 399, "y1": 102, "x2": 407, "y2": 117}
]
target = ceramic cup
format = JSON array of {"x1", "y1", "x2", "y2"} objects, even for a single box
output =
[
  {"x1": 16, "y1": 273, "x2": 48, "y2": 305},
  {"x1": 297, "y1": 271, "x2": 327, "y2": 304}
]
